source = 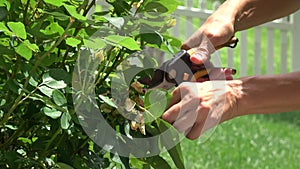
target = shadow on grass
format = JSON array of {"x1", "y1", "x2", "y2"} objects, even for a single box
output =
[{"x1": 260, "y1": 111, "x2": 300, "y2": 127}]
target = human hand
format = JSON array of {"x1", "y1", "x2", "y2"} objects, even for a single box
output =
[
  {"x1": 182, "y1": 9, "x2": 236, "y2": 65},
  {"x1": 162, "y1": 80, "x2": 243, "y2": 140}
]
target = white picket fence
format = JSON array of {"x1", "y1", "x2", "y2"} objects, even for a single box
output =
[
  {"x1": 172, "y1": 0, "x2": 300, "y2": 76},
  {"x1": 98, "y1": 0, "x2": 300, "y2": 76}
]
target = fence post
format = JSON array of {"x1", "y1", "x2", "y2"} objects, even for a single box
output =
[{"x1": 291, "y1": 11, "x2": 300, "y2": 71}]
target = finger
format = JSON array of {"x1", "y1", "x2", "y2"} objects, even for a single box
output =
[
  {"x1": 185, "y1": 122, "x2": 205, "y2": 140},
  {"x1": 188, "y1": 48, "x2": 210, "y2": 65},
  {"x1": 185, "y1": 110, "x2": 218, "y2": 140},
  {"x1": 172, "y1": 110, "x2": 197, "y2": 133},
  {"x1": 209, "y1": 68, "x2": 226, "y2": 80},
  {"x1": 166, "y1": 86, "x2": 182, "y2": 110},
  {"x1": 162, "y1": 102, "x2": 181, "y2": 124}
]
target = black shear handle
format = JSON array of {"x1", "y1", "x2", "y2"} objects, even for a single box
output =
[
  {"x1": 165, "y1": 50, "x2": 237, "y2": 85},
  {"x1": 165, "y1": 50, "x2": 195, "y2": 85}
]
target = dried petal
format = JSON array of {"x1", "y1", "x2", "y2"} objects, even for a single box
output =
[
  {"x1": 131, "y1": 81, "x2": 144, "y2": 94},
  {"x1": 139, "y1": 124, "x2": 146, "y2": 135},
  {"x1": 125, "y1": 98, "x2": 136, "y2": 112},
  {"x1": 130, "y1": 121, "x2": 139, "y2": 131}
]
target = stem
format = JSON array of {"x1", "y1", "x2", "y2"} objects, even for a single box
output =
[
  {"x1": 0, "y1": 121, "x2": 26, "y2": 148},
  {"x1": 0, "y1": 18, "x2": 75, "y2": 127},
  {"x1": 30, "y1": 0, "x2": 41, "y2": 21},
  {"x1": 61, "y1": 0, "x2": 96, "y2": 67},
  {"x1": 43, "y1": 128, "x2": 62, "y2": 155},
  {"x1": 96, "y1": 48, "x2": 123, "y2": 85},
  {"x1": 23, "y1": 0, "x2": 31, "y2": 25},
  {"x1": 74, "y1": 137, "x2": 89, "y2": 154}
]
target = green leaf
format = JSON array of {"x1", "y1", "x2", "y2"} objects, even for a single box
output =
[
  {"x1": 7, "y1": 22, "x2": 26, "y2": 39},
  {"x1": 29, "y1": 76, "x2": 38, "y2": 87},
  {"x1": 23, "y1": 40, "x2": 39, "y2": 52},
  {"x1": 64, "y1": 4, "x2": 87, "y2": 21},
  {"x1": 44, "y1": 0, "x2": 65, "y2": 7},
  {"x1": 42, "y1": 72, "x2": 67, "y2": 89},
  {"x1": 66, "y1": 37, "x2": 81, "y2": 47},
  {"x1": 103, "y1": 16, "x2": 124, "y2": 29},
  {"x1": 15, "y1": 42, "x2": 32, "y2": 60},
  {"x1": 17, "y1": 137, "x2": 32, "y2": 144},
  {"x1": 61, "y1": 112, "x2": 71, "y2": 129},
  {"x1": 43, "y1": 11, "x2": 69, "y2": 21},
  {"x1": 43, "y1": 107, "x2": 62, "y2": 119},
  {"x1": 167, "y1": 142, "x2": 185, "y2": 169},
  {"x1": 144, "y1": 89, "x2": 170, "y2": 122},
  {"x1": 144, "y1": 156, "x2": 172, "y2": 169},
  {"x1": 99, "y1": 95, "x2": 118, "y2": 108},
  {"x1": 40, "y1": 22, "x2": 64, "y2": 36},
  {"x1": 52, "y1": 89, "x2": 67, "y2": 106},
  {"x1": 158, "y1": 119, "x2": 185, "y2": 169},
  {"x1": 153, "y1": 0, "x2": 180, "y2": 13},
  {"x1": 83, "y1": 38, "x2": 106, "y2": 49},
  {"x1": 56, "y1": 162, "x2": 74, "y2": 169},
  {"x1": 105, "y1": 35, "x2": 141, "y2": 51},
  {"x1": 38, "y1": 85, "x2": 54, "y2": 97},
  {"x1": 0, "y1": 22, "x2": 9, "y2": 32}
]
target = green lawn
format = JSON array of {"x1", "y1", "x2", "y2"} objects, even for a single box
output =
[
  {"x1": 163, "y1": 2, "x2": 299, "y2": 168},
  {"x1": 162, "y1": 112, "x2": 300, "y2": 168}
]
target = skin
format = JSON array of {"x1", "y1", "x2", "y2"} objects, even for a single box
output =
[{"x1": 162, "y1": 0, "x2": 300, "y2": 140}]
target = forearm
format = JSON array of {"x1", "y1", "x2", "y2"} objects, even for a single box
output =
[
  {"x1": 238, "y1": 71, "x2": 300, "y2": 116},
  {"x1": 220, "y1": 0, "x2": 300, "y2": 32}
]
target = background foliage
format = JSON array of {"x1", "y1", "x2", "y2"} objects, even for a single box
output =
[{"x1": 0, "y1": 0, "x2": 186, "y2": 168}]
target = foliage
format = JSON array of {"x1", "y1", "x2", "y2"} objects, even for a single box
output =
[{"x1": 0, "y1": 0, "x2": 185, "y2": 168}]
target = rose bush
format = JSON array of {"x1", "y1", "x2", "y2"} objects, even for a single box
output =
[{"x1": 0, "y1": 0, "x2": 186, "y2": 168}]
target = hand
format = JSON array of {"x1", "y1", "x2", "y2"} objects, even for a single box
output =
[
  {"x1": 162, "y1": 80, "x2": 243, "y2": 140},
  {"x1": 181, "y1": 8, "x2": 235, "y2": 65}
]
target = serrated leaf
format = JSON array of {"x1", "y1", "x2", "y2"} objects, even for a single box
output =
[
  {"x1": 44, "y1": 0, "x2": 65, "y2": 7},
  {"x1": 52, "y1": 89, "x2": 67, "y2": 106},
  {"x1": 43, "y1": 107, "x2": 62, "y2": 119},
  {"x1": 64, "y1": 4, "x2": 86, "y2": 21},
  {"x1": 105, "y1": 35, "x2": 140, "y2": 51},
  {"x1": 66, "y1": 37, "x2": 81, "y2": 47},
  {"x1": 61, "y1": 112, "x2": 71, "y2": 129},
  {"x1": 99, "y1": 95, "x2": 118, "y2": 108},
  {"x1": 15, "y1": 42, "x2": 32, "y2": 60},
  {"x1": 7, "y1": 22, "x2": 26, "y2": 39}
]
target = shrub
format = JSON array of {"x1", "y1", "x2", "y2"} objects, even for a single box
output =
[{"x1": 0, "y1": 0, "x2": 185, "y2": 168}]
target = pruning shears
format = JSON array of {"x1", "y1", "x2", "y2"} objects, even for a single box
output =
[{"x1": 139, "y1": 37, "x2": 239, "y2": 90}]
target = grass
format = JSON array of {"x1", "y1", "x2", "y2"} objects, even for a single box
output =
[
  {"x1": 162, "y1": 112, "x2": 300, "y2": 168},
  {"x1": 161, "y1": 2, "x2": 299, "y2": 168}
]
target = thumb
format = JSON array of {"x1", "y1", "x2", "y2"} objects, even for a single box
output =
[{"x1": 188, "y1": 48, "x2": 210, "y2": 65}]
